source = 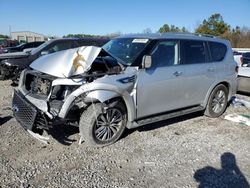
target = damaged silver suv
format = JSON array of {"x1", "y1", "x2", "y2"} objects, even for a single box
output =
[{"x1": 12, "y1": 33, "x2": 237, "y2": 146}]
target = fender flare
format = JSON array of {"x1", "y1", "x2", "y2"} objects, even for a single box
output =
[
  {"x1": 84, "y1": 90, "x2": 119, "y2": 103},
  {"x1": 58, "y1": 83, "x2": 136, "y2": 123}
]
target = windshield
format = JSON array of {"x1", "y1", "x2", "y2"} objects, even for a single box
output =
[
  {"x1": 30, "y1": 40, "x2": 51, "y2": 55},
  {"x1": 102, "y1": 38, "x2": 150, "y2": 65}
]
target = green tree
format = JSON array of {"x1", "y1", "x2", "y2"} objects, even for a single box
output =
[
  {"x1": 195, "y1": 13, "x2": 230, "y2": 36},
  {"x1": 63, "y1": 34, "x2": 108, "y2": 38},
  {"x1": 181, "y1": 27, "x2": 189, "y2": 33},
  {"x1": 158, "y1": 24, "x2": 171, "y2": 33},
  {"x1": 0, "y1": 34, "x2": 9, "y2": 39},
  {"x1": 143, "y1": 28, "x2": 152, "y2": 34},
  {"x1": 158, "y1": 24, "x2": 188, "y2": 33}
]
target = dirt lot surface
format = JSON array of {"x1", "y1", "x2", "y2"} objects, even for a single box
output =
[{"x1": 0, "y1": 80, "x2": 250, "y2": 188}]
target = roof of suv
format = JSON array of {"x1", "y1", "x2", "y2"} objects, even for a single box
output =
[
  {"x1": 117, "y1": 33, "x2": 229, "y2": 44},
  {"x1": 50, "y1": 38, "x2": 109, "y2": 42}
]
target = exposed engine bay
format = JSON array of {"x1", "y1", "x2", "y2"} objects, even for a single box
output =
[{"x1": 24, "y1": 54, "x2": 123, "y2": 98}]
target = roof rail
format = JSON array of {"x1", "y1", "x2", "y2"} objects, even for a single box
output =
[
  {"x1": 195, "y1": 33, "x2": 217, "y2": 38},
  {"x1": 162, "y1": 32, "x2": 217, "y2": 38}
]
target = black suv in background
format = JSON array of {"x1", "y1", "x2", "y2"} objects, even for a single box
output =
[
  {"x1": 0, "y1": 38, "x2": 109, "y2": 82},
  {"x1": 0, "y1": 41, "x2": 44, "y2": 54}
]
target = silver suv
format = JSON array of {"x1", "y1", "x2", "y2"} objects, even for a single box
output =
[{"x1": 12, "y1": 33, "x2": 237, "y2": 146}]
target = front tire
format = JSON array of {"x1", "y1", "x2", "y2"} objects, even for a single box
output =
[
  {"x1": 205, "y1": 84, "x2": 228, "y2": 118},
  {"x1": 79, "y1": 102, "x2": 127, "y2": 147}
]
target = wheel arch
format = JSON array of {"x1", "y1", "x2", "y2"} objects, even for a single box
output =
[{"x1": 203, "y1": 81, "x2": 231, "y2": 108}]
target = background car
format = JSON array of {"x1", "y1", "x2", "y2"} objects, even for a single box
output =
[
  {"x1": 238, "y1": 66, "x2": 250, "y2": 93},
  {"x1": 0, "y1": 39, "x2": 19, "y2": 49},
  {"x1": 241, "y1": 52, "x2": 250, "y2": 67},
  {"x1": 0, "y1": 41, "x2": 44, "y2": 54},
  {"x1": 233, "y1": 51, "x2": 243, "y2": 66},
  {"x1": 0, "y1": 38, "x2": 109, "y2": 82}
]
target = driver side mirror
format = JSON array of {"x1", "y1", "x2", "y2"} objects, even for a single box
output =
[
  {"x1": 142, "y1": 55, "x2": 152, "y2": 69},
  {"x1": 40, "y1": 51, "x2": 49, "y2": 56}
]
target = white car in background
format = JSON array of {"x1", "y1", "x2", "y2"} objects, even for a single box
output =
[
  {"x1": 233, "y1": 48, "x2": 250, "y2": 94},
  {"x1": 233, "y1": 51, "x2": 243, "y2": 66},
  {"x1": 238, "y1": 66, "x2": 250, "y2": 93}
]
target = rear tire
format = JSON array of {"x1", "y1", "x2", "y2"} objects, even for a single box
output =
[
  {"x1": 204, "y1": 84, "x2": 228, "y2": 118},
  {"x1": 79, "y1": 102, "x2": 127, "y2": 147}
]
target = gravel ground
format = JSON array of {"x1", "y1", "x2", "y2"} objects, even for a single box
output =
[{"x1": 0, "y1": 80, "x2": 250, "y2": 188}]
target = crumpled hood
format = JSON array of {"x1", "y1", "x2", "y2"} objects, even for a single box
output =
[
  {"x1": 0, "y1": 51, "x2": 29, "y2": 60},
  {"x1": 30, "y1": 46, "x2": 102, "y2": 78}
]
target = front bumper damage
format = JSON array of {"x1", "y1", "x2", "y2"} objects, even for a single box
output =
[
  {"x1": 12, "y1": 90, "x2": 51, "y2": 143},
  {"x1": 12, "y1": 90, "x2": 50, "y2": 130},
  {"x1": 12, "y1": 46, "x2": 135, "y2": 144}
]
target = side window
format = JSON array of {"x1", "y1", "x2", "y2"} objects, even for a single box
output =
[
  {"x1": 25, "y1": 43, "x2": 33, "y2": 48},
  {"x1": 72, "y1": 41, "x2": 79, "y2": 48},
  {"x1": 209, "y1": 42, "x2": 227, "y2": 62},
  {"x1": 78, "y1": 40, "x2": 93, "y2": 47},
  {"x1": 181, "y1": 40, "x2": 206, "y2": 64},
  {"x1": 150, "y1": 41, "x2": 179, "y2": 68},
  {"x1": 48, "y1": 41, "x2": 72, "y2": 53}
]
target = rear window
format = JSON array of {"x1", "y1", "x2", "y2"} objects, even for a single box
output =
[{"x1": 209, "y1": 42, "x2": 227, "y2": 62}]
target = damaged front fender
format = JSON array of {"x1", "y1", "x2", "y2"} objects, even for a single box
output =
[
  {"x1": 84, "y1": 90, "x2": 119, "y2": 103},
  {"x1": 58, "y1": 82, "x2": 136, "y2": 125}
]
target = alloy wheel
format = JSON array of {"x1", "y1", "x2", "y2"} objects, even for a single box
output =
[{"x1": 94, "y1": 108, "x2": 123, "y2": 141}]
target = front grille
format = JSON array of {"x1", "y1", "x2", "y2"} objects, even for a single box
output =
[{"x1": 12, "y1": 90, "x2": 37, "y2": 130}]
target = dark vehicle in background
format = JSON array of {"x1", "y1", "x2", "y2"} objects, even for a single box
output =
[
  {"x1": 0, "y1": 41, "x2": 44, "y2": 54},
  {"x1": 0, "y1": 38, "x2": 109, "y2": 82},
  {"x1": 0, "y1": 39, "x2": 19, "y2": 49},
  {"x1": 241, "y1": 52, "x2": 250, "y2": 67}
]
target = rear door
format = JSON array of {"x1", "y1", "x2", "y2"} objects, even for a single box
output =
[{"x1": 178, "y1": 40, "x2": 216, "y2": 106}]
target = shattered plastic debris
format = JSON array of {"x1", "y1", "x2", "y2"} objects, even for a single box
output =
[
  {"x1": 27, "y1": 130, "x2": 50, "y2": 144},
  {"x1": 231, "y1": 96, "x2": 250, "y2": 109},
  {"x1": 224, "y1": 114, "x2": 250, "y2": 126}
]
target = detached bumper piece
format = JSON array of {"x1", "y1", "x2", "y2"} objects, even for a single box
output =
[{"x1": 12, "y1": 90, "x2": 50, "y2": 131}]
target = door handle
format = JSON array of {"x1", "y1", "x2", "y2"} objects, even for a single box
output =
[
  {"x1": 173, "y1": 71, "x2": 182, "y2": 77},
  {"x1": 208, "y1": 67, "x2": 215, "y2": 72}
]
